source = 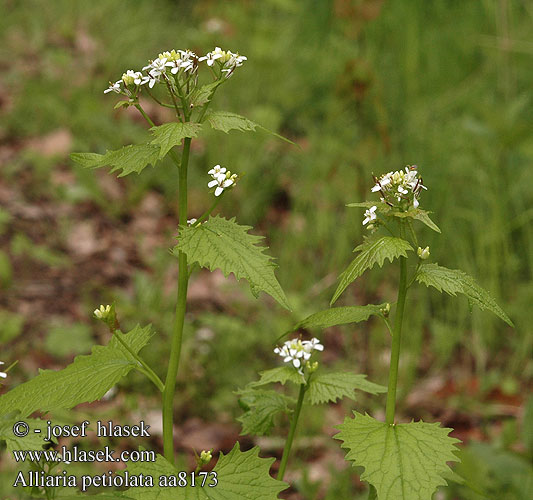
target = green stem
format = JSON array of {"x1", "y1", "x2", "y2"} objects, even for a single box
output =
[
  {"x1": 193, "y1": 196, "x2": 221, "y2": 226},
  {"x1": 277, "y1": 382, "x2": 306, "y2": 481},
  {"x1": 135, "y1": 104, "x2": 155, "y2": 127},
  {"x1": 385, "y1": 254, "x2": 408, "y2": 425},
  {"x1": 162, "y1": 136, "x2": 192, "y2": 463},
  {"x1": 111, "y1": 330, "x2": 164, "y2": 392}
]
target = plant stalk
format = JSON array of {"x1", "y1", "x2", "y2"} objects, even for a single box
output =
[
  {"x1": 162, "y1": 136, "x2": 192, "y2": 463},
  {"x1": 385, "y1": 254, "x2": 408, "y2": 425},
  {"x1": 277, "y1": 382, "x2": 306, "y2": 481},
  {"x1": 111, "y1": 329, "x2": 164, "y2": 392}
]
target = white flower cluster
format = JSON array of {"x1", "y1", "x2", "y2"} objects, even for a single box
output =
[
  {"x1": 208, "y1": 165, "x2": 238, "y2": 197},
  {"x1": 371, "y1": 166, "x2": 427, "y2": 209},
  {"x1": 199, "y1": 47, "x2": 247, "y2": 78},
  {"x1": 274, "y1": 338, "x2": 324, "y2": 373},
  {"x1": 0, "y1": 361, "x2": 7, "y2": 380},
  {"x1": 104, "y1": 47, "x2": 247, "y2": 94}
]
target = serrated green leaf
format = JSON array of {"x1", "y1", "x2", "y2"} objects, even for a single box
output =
[
  {"x1": 336, "y1": 412, "x2": 460, "y2": 500},
  {"x1": 150, "y1": 122, "x2": 202, "y2": 158},
  {"x1": 0, "y1": 415, "x2": 53, "y2": 453},
  {"x1": 70, "y1": 152, "x2": 104, "y2": 169},
  {"x1": 205, "y1": 110, "x2": 296, "y2": 145},
  {"x1": 126, "y1": 442, "x2": 288, "y2": 499},
  {"x1": 331, "y1": 237, "x2": 413, "y2": 305},
  {"x1": 415, "y1": 263, "x2": 513, "y2": 326},
  {"x1": 0, "y1": 325, "x2": 152, "y2": 417},
  {"x1": 175, "y1": 216, "x2": 290, "y2": 310},
  {"x1": 71, "y1": 144, "x2": 160, "y2": 177},
  {"x1": 249, "y1": 367, "x2": 306, "y2": 388},
  {"x1": 206, "y1": 110, "x2": 258, "y2": 134},
  {"x1": 237, "y1": 389, "x2": 294, "y2": 436},
  {"x1": 291, "y1": 304, "x2": 387, "y2": 332},
  {"x1": 306, "y1": 372, "x2": 386, "y2": 405}
]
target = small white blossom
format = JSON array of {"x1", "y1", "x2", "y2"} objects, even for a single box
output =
[
  {"x1": 122, "y1": 70, "x2": 144, "y2": 86},
  {"x1": 187, "y1": 218, "x2": 197, "y2": 226},
  {"x1": 362, "y1": 206, "x2": 377, "y2": 225},
  {"x1": 142, "y1": 58, "x2": 173, "y2": 88},
  {"x1": 94, "y1": 304, "x2": 112, "y2": 320},
  {"x1": 0, "y1": 361, "x2": 7, "y2": 379},
  {"x1": 207, "y1": 165, "x2": 238, "y2": 197},
  {"x1": 104, "y1": 80, "x2": 122, "y2": 94},
  {"x1": 167, "y1": 50, "x2": 199, "y2": 75},
  {"x1": 199, "y1": 47, "x2": 225, "y2": 67},
  {"x1": 274, "y1": 338, "x2": 324, "y2": 374}
]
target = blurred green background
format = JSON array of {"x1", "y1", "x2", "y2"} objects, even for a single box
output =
[{"x1": 1, "y1": 0, "x2": 532, "y2": 498}]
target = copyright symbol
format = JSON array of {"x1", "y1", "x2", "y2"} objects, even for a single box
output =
[{"x1": 13, "y1": 421, "x2": 29, "y2": 437}]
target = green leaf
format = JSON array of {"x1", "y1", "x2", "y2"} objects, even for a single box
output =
[
  {"x1": 191, "y1": 81, "x2": 223, "y2": 107},
  {"x1": 205, "y1": 110, "x2": 258, "y2": 134},
  {"x1": 0, "y1": 325, "x2": 152, "y2": 417},
  {"x1": 0, "y1": 415, "x2": 53, "y2": 453},
  {"x1": 336, "y1": 412, "x2": 460, "y2": 500},
  {"x1": 390, "y1": 208, "x2": 441, "y2": 233},
  {"x1": 331, "y1": 237, "x2": 413, "y2": 305},
  {"x1": 415, "y1": 263, "x2": 514, "y2": 326},
  {"x1": 291, "y1": 304, "x2": 387, "y2": 332},
  {"x1": 206, "y1": 110, "x2": 296, "y2": 145},
  {"x1": 306, "y1": 372, "x2": 386, "y2": 405},
  {"x1": 71, "y1": 143, "x2": 160, "y2": 177},
  {"x1": 150, "y1": 122, "x2": 202, "y2": 158},
  {"x1": 237, "y1": 389, "x2": 293, "y2": 436},
  {"x1": 126, "y1": 442, "x2": 288, "y2": 499},
  {"x1": 175, "y1": 216, "x2": 290, "y2": 310},
  {"x1": 114, "y1": 100, "x2": 134, "y2": 109},
  {"x1": 249, "y1": 366, "x2": 306, "y2": 388}
]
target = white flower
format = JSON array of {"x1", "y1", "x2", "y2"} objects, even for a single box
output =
[
  {"x1": 0, "y1": 361, "x2": 7, "y2": 379},
  {"x1": 104, "y1": 80, "x2": 122, "y2": 94},
  {"x1": 274, "y1": 338, "x2": 324, "y2": 373},
  {"x1": 362, "y1": 206, "x2": 377, "y2": 225},
  {"x1": 122, "y1": 70, "x2": 144, "y2": 86},
  {"x1": 187, "y1": 218, "x2": 197, "y2": 226},
  {"x1": 199, "y1": 47, "x2": 225, "y2": 67},
  {"x1": 94, "y1": 304, "x2": 111, "y2": 320},
  {"x1": 207, "y1": 165, "x2": 238, "y2": 197},
  {"x1": 208, "y1": 165, "x2": 227, "y2": 178},
  {"x1": 303, "y1": 338, "x2": 324, "y2": 353}
]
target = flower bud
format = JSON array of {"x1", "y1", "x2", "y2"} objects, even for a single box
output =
[
  {"x1": 380, "y1": 303, "x2": 391, "y2": 317},
  {"x1": 93, "y1": 304, "x2": 118, "y2": 330},
  {"x1": 306, "y1": 361, "x2": 319, "y2": 373},
  {"x1": 198, "y1": 450, "x2": 213, "y2": 466},
  {"x1": 417, "y1": 246, "x2": 430, "y2": 260}
]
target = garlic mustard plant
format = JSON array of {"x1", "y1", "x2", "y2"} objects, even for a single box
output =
[
  {"x1": 286, "y1": 166, "x2": 513, "y2": 499},
  {"x1": 0, "y1": 46, "x2": 294, "y2": 498},
  {"x1": 239, "y1": 335, "x2": 385, "y2": 482}
]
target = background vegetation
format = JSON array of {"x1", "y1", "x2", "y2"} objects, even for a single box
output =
[{"x1": 1, "y1": 0, "x2": 531, "y2": 498}]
